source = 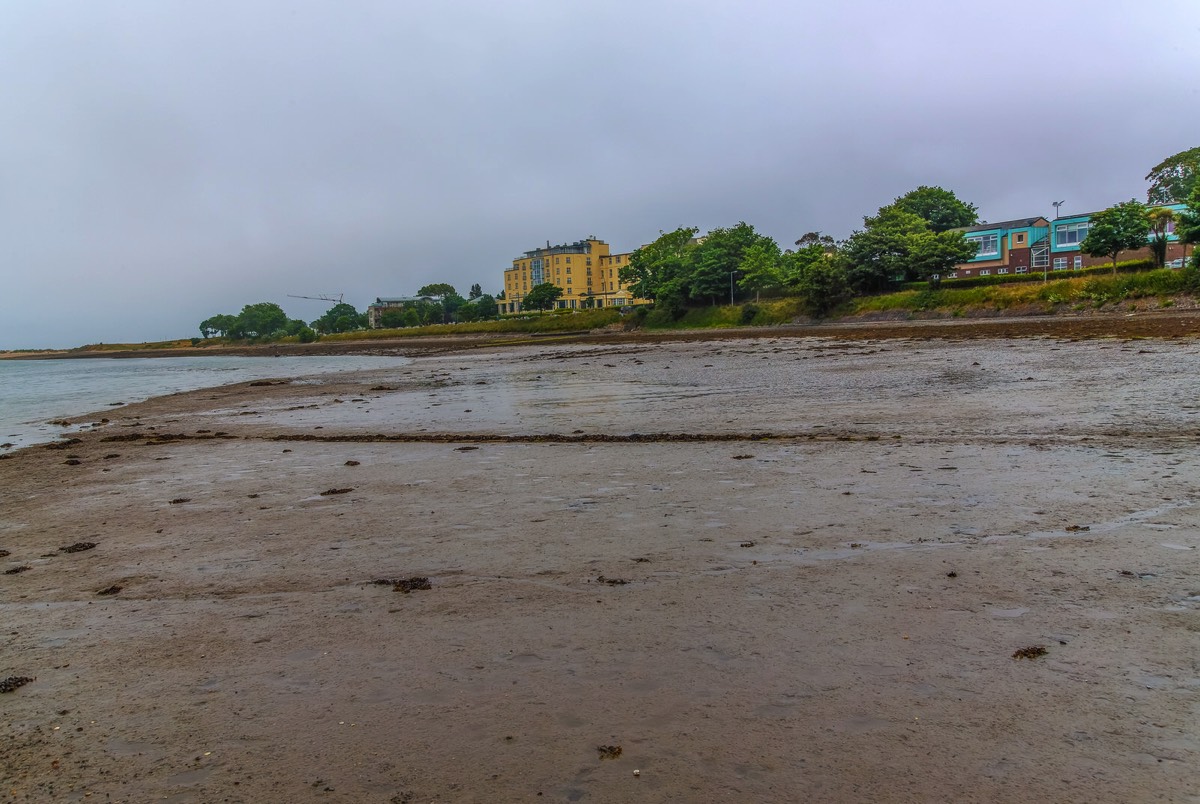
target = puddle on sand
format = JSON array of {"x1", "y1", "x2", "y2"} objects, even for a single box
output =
[{"x1": 987, "y1": 607, "x2": 1029, "y2": 618}]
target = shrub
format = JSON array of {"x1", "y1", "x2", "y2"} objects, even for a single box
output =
[{"x1": 297, "y1": 328, "x2": 319, "y2": 343}]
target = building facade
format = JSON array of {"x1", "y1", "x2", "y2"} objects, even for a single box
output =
[
  {"x1": 497, "y1": 237, "x2": 649, "y2": 314},
  {"x1": 947, "y1": 202, "x2": 1190, "y2": 279},
  {"x1": 946, "y1": 217, "x2": 1051, "y2": 279}
]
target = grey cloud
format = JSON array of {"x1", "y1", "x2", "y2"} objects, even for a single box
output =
[{"x1": 2, "y1": 0, "x2": 1198, "y2": 347}]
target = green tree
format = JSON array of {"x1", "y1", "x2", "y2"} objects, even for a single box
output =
[
  {"x1": 468, "y1": 283, "x2": 483, "y2": 299},
  {"x1": 737, "y1": 240, "x2": 783, "y2": 300},
  {"x1": 441, "y1": 292, "x2": 467, "y2": 323},
  {"x1": 297, "y1": 327, "x2": 318, "y2": 343},
  {"x1": 1177, "y1": 185, "x2": 1200, "y2": 267},
  {"x1": 522, "y1": 282, "x2": 563, "y2": 311},
  {"x1": 233, "y1": 302, "x2": 288, "y2": 338},
  {"x1": 378, "y1": 309, "x2": 410, "y2": 328},
  {"x1": 1147, "y1": 207, "x2": 1177, "y2": 269},
  {"x1": 788, "y1": 251, "x2": 851, "y2": 316},
  {"x1": 473, "y1": 293, "x2": 498, "y2": 319},
  {"x1": 312, "y1": 302, "x2": 364, "y2": 334},
  {"x1": 199, "y1": 313, "x2": 238, "y2": 338},
  {"x1": 842, "y1": 207, "x2": 976, "y2": 292},
  {"x1": 1146, "y1": 146, "x2": 1200, "y2": 205},
  {"x1": 417, "y1": 283, "x2": 456, "y2": 299},
  {"x1": 1081, "y1": 200, "x2": 1151, "y2": 273},
  {"x1": 887, "y1": 185, "x2": 979, "y2": 232},
  {"x1": 618, "y1": 227, "x2": 700, "y2": 307},
  {"x1": 689, "y1": 222, "x2": 768, "y2": 304}
]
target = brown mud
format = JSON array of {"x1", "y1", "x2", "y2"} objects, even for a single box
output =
[{"x1": 2, "y1": 330, "x2": 1199, "y2": 802}]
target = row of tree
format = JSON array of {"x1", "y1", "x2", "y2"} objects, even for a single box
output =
[
  {"x1": 375, "y1": 283, "x2": 499, "y2": 328},
  {"x1": 618, "y1": 186, "x2": 982, "y2": 316},
  {"x1": 611, "y1": 147, "x2": 1200, "y2": 316},
  {"x1": 198, "y1": 284, "x2": 507, "y2": 341}
]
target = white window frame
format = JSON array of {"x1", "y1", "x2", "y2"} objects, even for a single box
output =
[
  {"x1": 1073, "y1": 256, "x2": 1082, "y2": 270},
  {"x1": 967, "y1": 233, "x2": 999, "y2": 257},
  {"x1": 998, "y1": 267, "x2": 1010, "y2": 275},
  {"x1": 1053, "y1": 257, "x2": 1067, "y2": 271},
  {"x1": 979, "y1": 269, "x2": 992, "y2": 276},
  {"x1": 1056, "y1": 222, "x2": 1090, "y2": 247}
]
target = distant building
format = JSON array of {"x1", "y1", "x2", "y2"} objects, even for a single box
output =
[
  {"x1": 946, "y1": 217, "x2": 1051, "y2": 279},
  {"x1": 366, "y1": 296, "x2": 432, "y2": 328},
  {"x1": 946, "y1": 202, "x2": 1189, "y2": 279},
  {"x1": 497, "y1": 236, "x2": 650, "y2": 314}
]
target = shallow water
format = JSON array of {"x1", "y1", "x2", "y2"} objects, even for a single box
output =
[{"x1": 0, "y1": 355, "x2": 409, "y2": 450}]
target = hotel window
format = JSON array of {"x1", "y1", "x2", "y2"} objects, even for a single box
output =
[
  {"x1": 1053, "y1": 257, "x2": 1067, "y2": 271},
  {"x1": 967, "y1": 234, "x2": 999, "y2": 256},
  {"x1": 1073, "y1": 256, "x2": 1082, "y2": 269},
  {"x1": 566, "y1": 276, "x2": 571, "y2": 285},
  {"x1": 1055, "y1": 222, "x2": 1090, "y2": 247},
  {"x1": 566, "y1": 257, "x2": 571, "y2": 264},
  {"x1": 566, "y1": 267, "x2": 571, "y2": 274}
]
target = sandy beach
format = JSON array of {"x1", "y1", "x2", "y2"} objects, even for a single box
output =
[{"x1": 3, "y1": 330, "x2": 1199, "y2": 802}]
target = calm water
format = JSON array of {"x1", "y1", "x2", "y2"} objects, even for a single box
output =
[{"x1": 0, "y1": 355, "x2": 409, "y2": 450}]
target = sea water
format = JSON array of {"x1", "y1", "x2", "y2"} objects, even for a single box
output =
[{"x1": 0, "y1": 355, "x2": 409, "y2": 451}]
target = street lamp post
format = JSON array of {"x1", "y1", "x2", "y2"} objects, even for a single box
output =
[
  {"x1": 730, "y1": 270, "x2": 737, "y2": 306},
  {"x1": 1046, "y1": 201, "x2": 1065, "y2": 283}
]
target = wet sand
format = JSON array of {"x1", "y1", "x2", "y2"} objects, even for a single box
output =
[{"x1": 2, "y1": 333, "x2": 1199, "y2": 802}]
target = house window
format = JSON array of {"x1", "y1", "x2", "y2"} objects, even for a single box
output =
[
  {"x1": 980, "y1": 269, "x2": 992, "y2": 276},
  {"x1": 968, "y1": 234, "x2": 999, "y2": 256},
  {"x1": 1015, "y1": 233, "x2": 1026, "y2": 245},
  {"x1": 962, "y1": 270, "x2": 972, "y2": 276},
  {"x1": 1073, "y1": 256, "x2": 1082, "y2": 269},
  {"x1": 1032, "y1": 249, "x2": 1049, "y2": 268},
  {"x1": 1016, "y1": 266, "x2": 1028, "y2": 274},
  {"x1": 1053, "y1": 257, "x2": 1067, "y2": 271},
  {"x1": 1055, "y1": 222, "x2": 1090, "y2": 247},
  {"x1": 998, "y1": 267, "x2": 1009, "y2": 274}
]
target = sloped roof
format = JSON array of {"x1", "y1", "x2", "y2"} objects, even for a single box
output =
[{"x1": 961, "y1": 217, "x2": 1049, "y2": 233}]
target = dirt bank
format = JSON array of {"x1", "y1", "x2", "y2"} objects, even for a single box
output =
[{"x1": 7, "y1": 307, "x2": 1200, "y2": 361}]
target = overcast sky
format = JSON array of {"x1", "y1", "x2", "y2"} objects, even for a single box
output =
[{"x1": 2, "y1": 0, "x2": 1198, "y2": 349}]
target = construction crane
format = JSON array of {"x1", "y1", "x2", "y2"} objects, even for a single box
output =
[{"x1": 287, "y1": 293, "x2": 344, "y2": 305}]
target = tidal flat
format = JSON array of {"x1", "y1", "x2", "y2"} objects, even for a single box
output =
[{"x1": 2, "y1": 334, "x2": 1198, "y2": 802}]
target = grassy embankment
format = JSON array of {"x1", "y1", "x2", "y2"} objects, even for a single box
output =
[
  {"x1": 29, "y1": 265, "x2": 1200, "y2": 355},
  {"x1": 317, "y1": 308, "x2": 623, "y2": 341},
  {"x1": 851, "y1": 265, "x2": 1200, "y2": 318}
]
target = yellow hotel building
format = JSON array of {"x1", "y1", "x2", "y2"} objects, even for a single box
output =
[{"x1": 498, "y1": 236, "x2": 649, "y2": 314}]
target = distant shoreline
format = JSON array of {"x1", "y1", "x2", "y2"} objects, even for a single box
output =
[{"x1": 5, "y1": 307, "x2": 1200, "y2": 360}]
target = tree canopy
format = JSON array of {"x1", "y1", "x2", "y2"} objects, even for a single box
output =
[
  {"x1": 230, "y1": 302, "x2": 288, "y2": 338},
  {"x1": 1081, "y1": 200, "x2": 1151, "y2": 272},
  {"x1": 885, "y1": 186, "x2": 979, "y2": 232},
  {"x1": 522, "y1": 282, "x2": 563, "y2": 311},
  {"x1": 1146, "y1": 146, "x2": 1200, "y2": 205},
  {"x1": 417, "y1": 283, "x2": 456, "y2": 299},
  {"x1": 841, "y1": 205, "x2": 976, "y2": 292},
  {"x1": 311, "y1": 302, "x2": 366, "y2": 334},
  {"x1": 619, "y1": 227, "x2": 699, "y2": 310}
]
